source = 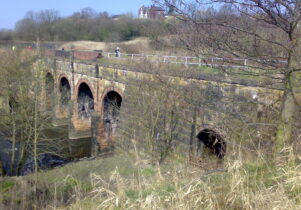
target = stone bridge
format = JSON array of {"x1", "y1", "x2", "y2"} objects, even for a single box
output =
[{"x1": 42, "y1": 53, "x2": 283, "y2": 159}]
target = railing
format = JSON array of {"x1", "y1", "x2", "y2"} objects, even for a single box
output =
[
  {"x1": 0, "y1": 41, "x2": 289, "y2": 69},
  {"x1": 37, "y1": 48, "x2": 289, "y2": 70},
  {"x1": 103, "y1": 52, "x2": 288, "y2": 69},
  {"x1": 42, "y1": 49, "x2": 284, "y2": 89}
]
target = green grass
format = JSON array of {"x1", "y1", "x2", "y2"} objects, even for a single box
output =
[
  {"x1": 198, "y1": 65, "x2": 220, "y2": 74},
  {"x1": 243, "y1": 161, "x2": 277, "y2": 188},
  {"x1": 140, "y1": 168, "x2": 156, "y2": 177},
  {"x1": 126, "y1": 189, "x2": 152, "y2": 199},
  {"x1": 0, "y1": 180, "x2": 15, "y2": 193},
  {"x1": 97, "y1": 57, "x2": 276, "y2": 88}
]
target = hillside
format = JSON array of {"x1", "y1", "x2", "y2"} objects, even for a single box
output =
[{"x1": 58, "y1": 37, "x2": 150, "y2": 53}]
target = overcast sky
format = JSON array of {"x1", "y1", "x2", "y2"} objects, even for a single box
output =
[{"x1": 0, "y1": 0, "x2": 153, "y2": 29}]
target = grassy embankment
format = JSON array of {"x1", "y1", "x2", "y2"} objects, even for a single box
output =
[{"x1": 0, "y1": 145, "x2": 300, "y2": 209}]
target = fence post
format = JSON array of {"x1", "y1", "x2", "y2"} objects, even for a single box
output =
[
  {"x1": 185, "y1": 57, "x2": 188, "y2": 65},
  {"x1": 211, "y1": 58, "x2": 214, "y2": 67},
  {"x1": 244, "y1": 59, "x2": 247, "y2": 66}
]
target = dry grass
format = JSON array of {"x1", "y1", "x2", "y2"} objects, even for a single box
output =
[
  {"x1": 51, "y1": 149, "x2": 301, "y2": 210},
  {"x1": 58, "y1": 37, "x2": 150, "y2": 53},
  {"x1": 0, "y1": 146, "x2": 301, "y2": 209}
]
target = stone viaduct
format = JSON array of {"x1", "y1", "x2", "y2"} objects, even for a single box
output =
[{"x1": 42, "y1": 51, "x2": 284, "y2": 159}]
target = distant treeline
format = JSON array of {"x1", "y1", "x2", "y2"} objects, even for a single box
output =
[{"x1": 0, "y1": 8, "x2": 165, "y2": 42}]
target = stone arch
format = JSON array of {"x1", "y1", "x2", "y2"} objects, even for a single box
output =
[
  {"x1": 59, "y1": 77, "x2": 71, "y2": 106},
  {"x1": 101, "y1": 87, "x2": 124, "y2": 103},
  {"x1": 100, "y1": 89, "x2": 123, "y2": 150},
  {"x1": 77, "y1": 82, "x2": 94, "y2": 119},
  {"x1": 103, "y1": 90, "x2": 122, "y2": 123},
  {"x1": 45, "y1": 72, "x2": 55, "y2": 107},
  {"x1": 45, "y1": 72, "x2": 54, "y2": 96},
  {"x1": 196, "y1": 129, "x2": 226, "y2": 159},
  {"x1": 75, "y1": 79, "x2": 95, "y2": 99}
]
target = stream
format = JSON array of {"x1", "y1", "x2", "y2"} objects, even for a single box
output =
[{"x1": 0, "y1": 131, "x2": 72, "y2": 176}]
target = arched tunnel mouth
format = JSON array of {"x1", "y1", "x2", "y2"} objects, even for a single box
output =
[
  {"x1": 60, "y1": 77, "x2": 71, "y2": 106},
  {"x1": 103, "y1": 91, "x2": 122, "y2": 123},
  {"x1": 197, "y1": 129, "x2": 226, "y2": 159},
  {"x1": 77, "y1": 83, "x2": 94, "y2": 119},
  {"x1": 45, "y1": 73, "x2": 54, "y2": 97}
]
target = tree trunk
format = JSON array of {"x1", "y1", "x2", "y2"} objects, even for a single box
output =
[
  {"x1": 34, "y1": 95, "x2": 38, "y2": 195},
  {"x1": 275, "y1": 32, "x2": 300, "y2": 152},
  {"x1": 10, "y1": 119, "x2": 16, "y2": 175},
  {"x1": 189, "y1": 106, "x2": 197, "y2": 159},
  {"x1": 275, "y1": 71, "x2": 299, "y2": 152}
]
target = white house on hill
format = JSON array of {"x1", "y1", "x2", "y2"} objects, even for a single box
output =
[{"x1": 138, "y1": 5, "x2": 165, "y2": 19}]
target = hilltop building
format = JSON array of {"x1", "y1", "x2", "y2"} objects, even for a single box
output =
[{"x1": 138, "y1": 5, "x2": 165, "y2": 19}]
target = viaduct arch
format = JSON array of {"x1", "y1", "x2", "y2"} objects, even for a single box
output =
[
  {"x1": 45, "y1": 72, "x2": 55, "y2": 108},
  {"x1": 196, "y1": 129, "x2": 226, "y2": 159},
  {"x1": 59, "y1": 77, "x2": 71, "y2": 107},
  {"x1": 77, "y1": 82, "x2": 94, "y2": 119}
]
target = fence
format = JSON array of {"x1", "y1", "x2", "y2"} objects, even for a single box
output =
[
  {"x1": 0, "y1": 40, "x2": 288, "y2": 69},
  {"x1": 103, "y1": 52, "x2": 288, "y2": 69}
]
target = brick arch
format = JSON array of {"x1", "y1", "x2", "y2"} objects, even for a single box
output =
[
  {"x1": 45, "y1": 72, "x2": 55, "y2": 108},
  {"x1": 195, "y1": 126, "x2": 227, "y2": 159},
  {"x1": 45, "y1": 71, "x2": 55, "y2": 95},
  {"x1": 45, "y1": 71, "x2": 55, "y2": 82},
  {"x1": 45, "y1": 72, "x2": 55, "y2": 85},
  {"x1": 74, "y1": 79, "x2": 95, "y2": 101},
  {"x1": 101, "y1": 87, "x2": 124, "y2": 102},
  {"x1": 45, "y1": 71, "x2": 54, "y2": 77},
  {"x1": 196, "y1": 127, "x2": 226, "y2": 139},
  {"x1": 58, "y1": 73, "x2": 71, "y2": 90},
  {"x1": 100, "y1": 86, "x2": 124, "y2": 112},
  {"x1": 74, "y1": 79, "x2": 96, "y2": 120}
]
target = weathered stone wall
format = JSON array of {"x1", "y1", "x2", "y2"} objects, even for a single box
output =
[{"x1": 115, "y1": 74, "x2": 282, "y2": 162}]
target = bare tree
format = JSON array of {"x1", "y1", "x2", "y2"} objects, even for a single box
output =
[
  {"x1": 0, "y1": 50, "x2": 69, "y2": 184},
  {"x1": 15, "y1": 9, "x2": 60, "y2": 41}
]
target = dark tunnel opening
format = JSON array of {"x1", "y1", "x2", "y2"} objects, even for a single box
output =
[
  {"x1": 103, "y1": 91, "x2": 122, "y2": 135},
  {"x1": 104, "y1": 91, "x2": 122, "y2": 120},
  {"x1": 59, "y1": 77, "x2": 71, "y2": 106},
  {"x1": 45, "y1": 73, "x2": 54, "y2": 97},
  {"x1": 77, "y1": 83, "x2": 94, "y2": 119},
  {"x1": 197, "y1": 129, "x2": 226, "y2": 159}
]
